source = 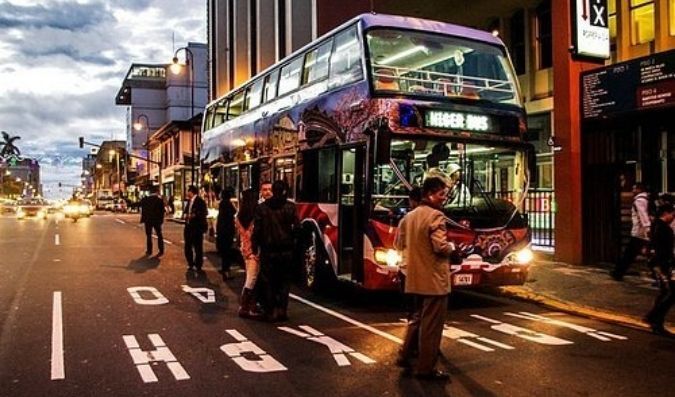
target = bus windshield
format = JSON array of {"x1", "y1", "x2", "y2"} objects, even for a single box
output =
[
  {"x1": 373, "y1": 139, "x2": 529, "y2": 228},
  {"x1": 367, "y1": 29, "x2": 521, "y2": 106}
]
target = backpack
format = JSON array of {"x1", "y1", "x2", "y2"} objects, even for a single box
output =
[{"x1": 633, "y1": 193, "x2": 657, "y2": 220}]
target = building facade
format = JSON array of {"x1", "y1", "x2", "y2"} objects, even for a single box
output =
[
  {"x1": 207, "y1": 0, "x2": 675, "y2": 264},
  {"x1": 115, "y1": 42, "x2": 208, "y2": 197}
]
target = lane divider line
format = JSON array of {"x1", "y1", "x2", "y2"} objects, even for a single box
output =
[
  {"x1": 51, "y1": 291, "x2": 65, "y2": 380},
  {"x1": 289, "y1": 293, "x2": 403, "y2": 345},
  {"x1": 54, "y1": 234, "x2": 60, "y2": 246},
  {"x1": 115, "y1": 219, "x2": 125, "y2": 224}
]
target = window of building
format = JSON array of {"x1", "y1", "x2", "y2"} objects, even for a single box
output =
[
  {"x1": 228, "y1": 91, "x2": 244, "y2": 120},
  {"x1": 609, "y1": 0, "x2": 617, "y2": 40},
  {"x1": 302, "y1": 40, "x2": 333, "y2": 85},
  {"x1": 510, "y1": 10, "x2": 526, "y2": 75},
  {"x1": 278, "y1": 56, "x2": 304, "y2": 96},
  {"x1": 535, "y1": 0, "x2": 552, "y2": 69},
  {"x1": 263, "y1": 70, "x2": 280, "y2": 102},
  {"x1": 631, "y1": 0, "x2": 654, "y2": 45},
  {"x1": 329, "y1": 26, "x2": 363, "y2": 88},
  {"x1": 244, "y1": 79, "x2": 264, "y2": 110}
]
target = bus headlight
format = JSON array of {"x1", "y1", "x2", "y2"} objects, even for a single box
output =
[
  {"x1": 513, "y1": 247, "x2": 533, "y2": 265},
  {"x1": 374, "y1": 248, "x2": 401, "y2": 268}
]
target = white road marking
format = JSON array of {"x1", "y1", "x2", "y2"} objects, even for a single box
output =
[
  {"x1": 220, "y1": 330, "x2": 287, "y2": 373},
  {"x1": 115, "y1": 219, "x2": 125, "y2": 224},
  {"x1": 127, "y1": 287, "x2": 169, "y2": 305},
  {"x1": 51, "y1": 291, "x2": 65, "y2": 380},
  {"x1": 123, "y1": 334, "x2": 189, "y2": 383},
  {"x1": 471, "y1": 314, "x2": 573, "y2": 345},
  {"x1": 289, "y1": 293, "x2": 403, "y2": 344},
  {"x1": 278, "y1": 325, "x2": 376, "y2": 366},
  {"x1": 163, "y1": 239, "x2": 173, "y2": 245},
  {"x1": 181, "y1": 285, "x2": 215, "y2": 303},
  {"x1": 504, "y1": 312, "x2": 628, "y2": 342},
  {"x1": 54, "y1": 234, "x2": 60, "y2": 246},
  {"x1": 442, "y1": 325, "x2": 515, "y2": 352}
]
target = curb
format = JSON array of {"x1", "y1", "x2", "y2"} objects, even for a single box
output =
[{"x1": 492, "y1": 285, "x2": 674, "y2": 333}]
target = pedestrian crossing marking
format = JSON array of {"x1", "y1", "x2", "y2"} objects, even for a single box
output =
[
  {"x1": 442, "y1": 325, "x2": 515, "y2": 352},
  {"x1": 123, "y1": 334, "x2": 190, "y2": 383},
  {"x1": 278, "y1": 325, "x2": 376, "y2": 366},
  {"x1": 471, "y1": 314, "x2": 574, "y2": 345},
  {"x1": 504, "y1": 312, "x2": 628, "y2": 341}
]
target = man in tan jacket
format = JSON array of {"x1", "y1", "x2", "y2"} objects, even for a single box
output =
[{"x1": 394, "y1": 176, "x2": 456, "y2": 381}]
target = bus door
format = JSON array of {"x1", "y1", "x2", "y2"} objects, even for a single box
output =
[{"x1": 338, "y1": 144, "x2": 366, "y2": 280}]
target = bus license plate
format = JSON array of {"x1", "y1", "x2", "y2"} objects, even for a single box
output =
[{"x1": 454, "y1": 274, "x2": 474, "y2": 286}]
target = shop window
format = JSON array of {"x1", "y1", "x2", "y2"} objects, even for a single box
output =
[
  {"x1": 510, "y1": 10, "x2": 526, "y2": 75},
  {"x1": 537, "y1": 162, "x2": 553, "y2": 189},
  {"x1": 608, "y1": 0, "x2": 617, "y2": 40},
  {"x1": 630, "y1": 0, "x2": 654, "y2": 45},
  {"x1": 536, "y1": 0, "x2": 552, "y2": 69},
  {"x1": 670, "y1": 0, "x2": 675, "y2": 36}
]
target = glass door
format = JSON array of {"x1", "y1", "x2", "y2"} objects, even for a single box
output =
[{"x1": 338, "y1": 144, "x2": 365, "y2": 280}]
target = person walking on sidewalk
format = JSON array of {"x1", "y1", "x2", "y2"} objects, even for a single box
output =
[
  {"x1": 252, "y1": 180, "x2": 299, "y2": 322},
  {"x1": 140, "y1": 185, "x2": 165, "y2": 257},
  {"x1": 236, "y1": 189, "x2": 262, "y2": 318},
  {"x1": 644, "y1": 203, "x2": 675, "y2": 337},
  {"x1": 217, "y1": 188, "x2": 237, "y2": 280},
  {"x1": 184, "y1": 185, "x2": 208, "y2": 272},
  {"x1": 395, "y1": 177, "x2": 457, "y2": 381},
  {"x1": 612, "y1": 182, "x2": 652, "y2": 281}
]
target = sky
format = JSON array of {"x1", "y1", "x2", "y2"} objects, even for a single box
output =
[{"x1": 0, "y1": 0, "x2": 206, "y2": 199}]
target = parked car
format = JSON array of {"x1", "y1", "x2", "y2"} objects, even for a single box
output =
[
  {"x1": 96, "y1": 196, "x2": 114, "y2": 210},
  {"x1": 0, "y1": 199, "x2": 17, "y2": 214},
  {"x1": 112, "y1": 199, "x2": 127, "y2": 213},
  {"x1": 63, "y1": 199, "x2": 93, "y2": 218},
  {"x1": 16, "y1": 198, "x2": 49, "y2": 220}
]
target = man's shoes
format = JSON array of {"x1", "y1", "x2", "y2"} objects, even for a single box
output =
[
  {"x1": 156, "y1": 251, "x2": 164, "y2": 258},
  {"x1": 609, "y1": 271, "x2": 623, "y2": 281},
  {"x1": 395, "y1": 357, "x2": 412, "y2": 369},
  {"x1": 650, "y1": 324, "x2": 675, "y2": 337},
  {"x1": 414, "y1": 370, "x2": 450, "y2": 381},
  {"x1": 145, "y1": 251, "x2": 152, "y2": 256}
]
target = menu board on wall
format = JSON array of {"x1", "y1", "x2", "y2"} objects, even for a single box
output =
[{"x1": 581, "y1": 49, "x2": 675, "y2": 119}]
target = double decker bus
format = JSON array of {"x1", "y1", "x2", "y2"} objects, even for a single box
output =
[{"x1": 201, "y1": 13, "x2": 535, "y2": 291}]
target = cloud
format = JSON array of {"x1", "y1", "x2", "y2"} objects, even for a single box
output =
[{"x1": 0, "y1": 1, "x2": 113, "y2": 31}]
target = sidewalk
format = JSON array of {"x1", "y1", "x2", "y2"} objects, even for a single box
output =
[{"x1": 494, "y1": 255, "x2": 674, "y2": 332}]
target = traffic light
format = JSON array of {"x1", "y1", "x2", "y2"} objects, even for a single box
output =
[{"x1": 78, "y1": 137, "x2": 84, "y2": 148}]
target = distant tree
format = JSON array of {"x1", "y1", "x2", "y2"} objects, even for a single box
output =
[{"x1": 0, "y1": 131, "x2": 21, "y2": 159}]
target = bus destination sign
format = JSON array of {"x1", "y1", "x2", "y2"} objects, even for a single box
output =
[{"x1": 424, "y1": 110, "x2": 493, "y2": 133}]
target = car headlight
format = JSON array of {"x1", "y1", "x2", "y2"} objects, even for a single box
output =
[
  {"x1": 513, "y1": 247, "x2": 534, "y2": 265},
  {"x1": 374, "y1": 248, "x2": 402, "y2": 268},
  {"x1": 16, "y1": 208, "x2": 25, "y2": 217},
  {"x1": 37, "y1": 210, "x2": 46, "y2": 218},
  {"x1": 79, "y1": 205, "x2": 89, "y2": 213}
]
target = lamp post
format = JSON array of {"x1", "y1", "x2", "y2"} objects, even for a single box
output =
[
  {"x1": 133, "y1": 113, "x2": 151, "y2": 188},
  {"x1": 171, "y1": 46, "x2": 196, "y2": 189}
]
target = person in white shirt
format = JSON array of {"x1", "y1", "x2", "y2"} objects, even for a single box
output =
[{"x1": 611, "y1": 182, "x2": 652, "y2": 281}]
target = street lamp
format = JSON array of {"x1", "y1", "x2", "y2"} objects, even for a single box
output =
[
  {"x1": 171, "y1": 46, "x2": 196, "y2": 187},
  {"x1": 133, "y1": 113, "x2": 151, "y2": 186}
]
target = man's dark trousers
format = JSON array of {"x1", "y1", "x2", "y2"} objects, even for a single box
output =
[
  {"x1": 145, "y1": 223, "x2": 164, "y2": 254},
  {"x1": 646, "y1": 279, "x2": 675, "y2": 327},
  {"x1": 400, "y1": 294, "x2": 448, "y2": 374},
  {"x1": 614, "y1": 237, "x2": 649, "y2": 278},
  {"x1": 259, "y1": 251, "x2": 293, "y2": 316},
  {"x1": 184, "y1": 226, "x2": 204, "y2": 269}
]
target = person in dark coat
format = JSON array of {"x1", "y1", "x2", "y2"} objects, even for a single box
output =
[
  {"x1": 217, "y1": 188, "x2": 237, "y2": 280},
  {"x1": 140, "y1": 185, "x2": 165, "y2": 257},
  {"x1": 644, "y1": 203, "x2": 675, "y2": 337},
  {"x1": 252, "y1": 180, "x2": 299, "y2": 322},
  {"x1": 184, "y1": 185, "x2": 208, "y2": 272}
]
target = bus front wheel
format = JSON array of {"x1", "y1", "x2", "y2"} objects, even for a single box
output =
[{"x1": 300, "y1": 230, "x2": 334, "y2": 291}]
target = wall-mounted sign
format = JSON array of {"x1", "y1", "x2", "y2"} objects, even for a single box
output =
[
  {"x1": 581, "y1": 49, "x2": 675, "y2": 119},
  {"x1": 573, "y1": 0, "x2": 610, "y2": 60},
  {"x1": 424, "y1": 110, "x2": 493, "y2": 132}
]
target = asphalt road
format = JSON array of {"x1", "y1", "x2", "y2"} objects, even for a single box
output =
[{"x1": 0, "y1": 212, "x2": 673, "y2": 397}]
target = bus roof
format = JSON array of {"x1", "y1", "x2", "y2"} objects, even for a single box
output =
[
  {"x1": 205, "y1": 13, "x2": 505, "y2": 108},
  {"x1": 357, "y1": 13, "x2": 504, "y2": 47}
]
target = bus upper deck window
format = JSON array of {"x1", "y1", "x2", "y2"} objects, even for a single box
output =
[
  {"x1": 329, "y1": 26, "x2": 363, "y2": 88},
  {"x1": 303, "y1": 40, "x2": 333, "y2": 85},
  {"x1": 263, "y1": 70, "x2": 280, "y2": 102}
]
